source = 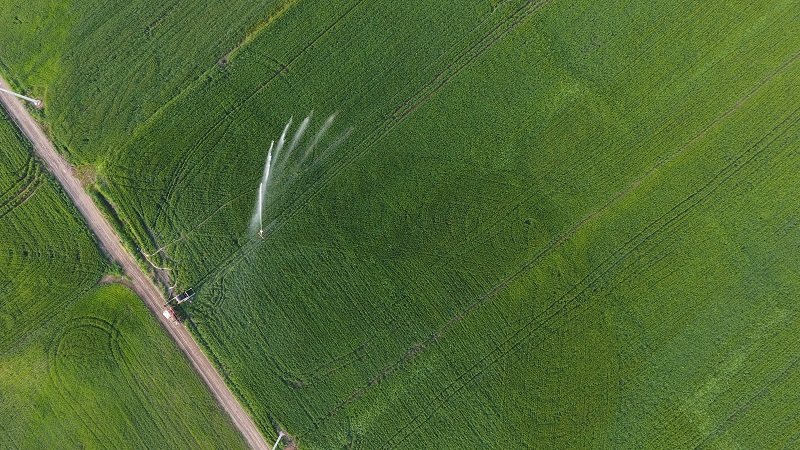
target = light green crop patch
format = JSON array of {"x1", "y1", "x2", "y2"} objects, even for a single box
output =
[{"x1": 0, "y1": 113, "x2": 246, "y2": 449}]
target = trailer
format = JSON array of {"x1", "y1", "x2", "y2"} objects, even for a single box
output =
[
  {"x1": 165, "y1": 288, "x2": 195, "y2": 307},
  {"x1": 173, "y1": 288, "x2": 195, "y2": 304}
]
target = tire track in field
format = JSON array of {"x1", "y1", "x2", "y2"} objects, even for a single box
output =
[
  {"x1": 154, "y1": 0, "x2": 366, "y2": 229},
  {"x1": 156, "y1": 106, "x2": 252, "y2": 229},
  {"x1": 433, "y1": 1, "x2": 793, "y2": 271},
  {"x1": 381, "y1": 111, "x2": 800, "y2": 447},
  {"x1": 0, "y1": 255, "x2": 100, "y2": 354},
  {"x1": 425, "y1": 2, "x2": 709, "y2": 269},
  {"x1": 119, "y1": 2, "x2": 288, "y2": 151},
  {"x1": 299, "y1": 341, "x2": 372, "y2": 385},
  {"x1": 199, "y1": 8, "x2": 788, "y2": 379},
  {"x1": 299, "y1": 48, "x2": 800, "y2": 434},
  {"x1": 390, "y1": 0, "x2": 552, "y2": 121},
  {"x1": 292, "y1": 50, "x2": 796, "y2": 394},
  {"x1": 48, "y1": 317, "x2": 119, "y2": 449},
  {"x1": 0, "y1": 155, "x2": 41, "y2": 220},
  {"x1": 161, "y1": 0, "x2": 549, "y2": 285},
  {"x1": 0, "y1": 154, "x2": 36, "y2": 201},
  {"x1": 0, "y1": 179, "x2": 40, "y2": 221},
  {"x1": 107, "y1": 309, "x2": 184, "y2": 445},
  {"x1": 428, "y1": 107, "x2": 563, "y2": 270},
  {"x1": 194, "y1": 239, "x2": 259, "y2": 295},
  {"x1": 377, "y1": 104, "x2": 800, "y2": 450},
  {"x1": 222, "y1": 0, "x2": 300, "y2": 64},
  {"x1": 691, "y1": 344, "x2": 800, "y2": 449},
  {"x1": 0, "y1": 280, "x2": 97, "y2": 356},
  {"x1": 0, "y1": 422, "x2": 20, "y2": 449},
  {"x1": 149, "y1": 185, "x2": 253, "y2": 255},
  {"x1": 648, "y1": 319, "x2": 800, "y2": 449}
]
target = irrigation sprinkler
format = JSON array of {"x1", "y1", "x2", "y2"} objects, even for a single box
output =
[
  {"x1": 248, "y1": 114, "x2": 347, "y2": 240},
  {"x1": 254, "y1": 140, "x2": 274, "y2": 239},
  {"x1": 257, "y1": 182, "x2": 264, "y2": 238},
  {"x1": 0, "y1": 86, "x2": 41, "y2": 107},
  {"x1": 271, "y1": 432, "x2": 285, "y2": 450}
]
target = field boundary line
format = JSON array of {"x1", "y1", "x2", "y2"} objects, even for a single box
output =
[{"x1": 0, "y1": 75, "x2": 271, "y2": 450}]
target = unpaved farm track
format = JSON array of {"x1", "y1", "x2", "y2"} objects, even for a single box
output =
[{"x1": 0, "y1": 75, "x2": 270, "y2": 450}]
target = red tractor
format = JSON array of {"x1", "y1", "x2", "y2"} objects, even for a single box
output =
[{"x1": 162, "y1": 306, "x2": 179, "y2": 325}]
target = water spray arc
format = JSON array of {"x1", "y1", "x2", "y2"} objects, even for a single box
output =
[
  {"x1": 249, "y1": 112, "x2": 351, "y2": 240},
  {"x1": 255, "y1": 141, "x2": 274, "y2": 239},
  {"x1": 302, "y1": 112, "x2": 336, "y2": 165},
  {"x1": 257, "y1": 182, "x2": 264, "y2": 238},
  {"x1": 285, "y1": 114, "x2": 311, "y2": 159},
  {"x1": 273, "y1": 117, "x2": 293, "y2": 161}
]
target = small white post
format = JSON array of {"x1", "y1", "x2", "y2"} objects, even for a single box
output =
[
  {"x1": 271, "y1": 432, "x2": 285, "y2": 450},
  {"x1": 0, "y1": 87, "x2": 41, "y2": 106}
]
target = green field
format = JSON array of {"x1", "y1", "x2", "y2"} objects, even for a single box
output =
[
  {"x1": 3, "y1": 0, "x2": 800, "y2": 448},
  {"x1": 0, "y1": 113, "x2": 247, "y2": 448}
]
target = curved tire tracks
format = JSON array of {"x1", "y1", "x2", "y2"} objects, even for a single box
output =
[{"x1": 0, "y1": 75, "x2": 270, "y2": 450}]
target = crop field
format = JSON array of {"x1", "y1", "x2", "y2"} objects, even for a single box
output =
[
  {"x1": 3, "y1": 0, "x2": 800, "y2": 448},
  {"x1": 0, "y1": 0, "x2": 290, "y2": 163},
  {"x1": 0, "y1": 113, "x2": 246, "y2": 448}
]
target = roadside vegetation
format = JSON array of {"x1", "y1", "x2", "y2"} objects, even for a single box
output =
[{"x1": 2, "y1": 0, "x2": 800, "y2": 448}]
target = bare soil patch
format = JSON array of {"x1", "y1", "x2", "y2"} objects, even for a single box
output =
[
  {"x1": 73, "y1": 165, "x2": 98, "y2": 187},
  {"x1": 99, "y1": 275, "x2": 135, "y2": 290}
]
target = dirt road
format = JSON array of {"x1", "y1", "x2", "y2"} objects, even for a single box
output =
[{"x1": 0, "y1": 76, "x2": 270, "y2": 450}]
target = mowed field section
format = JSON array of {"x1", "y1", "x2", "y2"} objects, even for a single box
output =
[
  {"x1": 2, "y1": 0, "x2": 800, "y2": 448},
  {"x1": 0, "y1": 112, "x2": 247, "y2": 448}
]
